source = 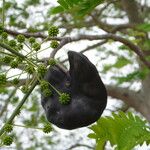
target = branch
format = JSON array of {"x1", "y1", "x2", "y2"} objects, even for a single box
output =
[
  {"x1": 121, "y1": 0, "x2": 143, "y2": 24},
  {"x1": 0, "y1": 42, "x2": 25, "y2": 59},
  {"x1": 0, "y1": 42, "x2": 37, "y2": 67},
  {"x1": 106, "y1": 85, "x2": 142, "y2": 109},
  {"x1": 68, "y1": 34, "x2": 150, "y2": 69},
  {"x1": 50, "y1": 37, "x2": 71, "y2": 58},
  {"x1": 90, "y1": 14, "x2": 111, "y2": 32},
  {"x1": 106, "y1": 84, "x2": 150, "y2": 121},
  {"x1": 42, "y1": 34, "x2": 149, "y2": 69},
  {"x1": 1, "y1": 32, "x2": 149, "y2": 70},
  {"x1": 4, "y1": 28, "x2": 62, "y2": 40},
  {"x1": 111, "y1": 23, "x2": 135, "y2": 33},
  {"x1": 61, "y1": 40, "x2": 107, "y2": 64},
  {"x1": 65, "y1": 144, "x2": 94, "y2": 150}
]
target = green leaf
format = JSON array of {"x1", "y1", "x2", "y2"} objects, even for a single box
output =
[
  {"x1": 102, "y1": 56, "x2": 131, "y2": 73},
  {"x1": 103, "y1": 64, "x2": 112, "y2": 73},
  {"x1": 57, "y1": 0, "x2": 69, "y2": 9},
  {"x1": 137, "y1": 23, "x2": 150, "y2": 32},
  {"x1": 143, "y1": 40, "x2": 150, "y2": 49},
  {"x1": 113, "y1": 57, "x2": 131, "y2": 68},
  {"x1": 96, "y1": 140, "x2": 105, "y2": 150},
  {"x1": 72, "y1": 0, "x2": 81, "y2": 5},
  {"x1": 65, "y1": 0, "x2": 74, "y2": 7},
  {"x1": 88, "y1": 111, "x2": 150, "y2": 150},
  {"x1": 51, "y1": 0, "x2": 105, "y2": 18},
  {"x1": 88, "y1": 133, "x2": 97, "y2": 139},
  {"x1": 114, "y1": 67, "x2": 150, "y2": 84},
  {"x1": 51, "y1": 6, "x2": 64, "y2": 14}
]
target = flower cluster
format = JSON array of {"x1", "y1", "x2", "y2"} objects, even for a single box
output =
[
  {"x1": 59, "y1": 93, "x2": 70, "y2": 105},
  {"x1": 48, "y1": 26, "x2": 59, "y2": 37}
]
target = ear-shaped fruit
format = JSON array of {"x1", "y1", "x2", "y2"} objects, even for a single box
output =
[
  {"x1": 41, "y1": 51, "x2": 107, "y2": 129},
  {"x1": 68, "y1": 51, "x2": 97, "y2": 82}
]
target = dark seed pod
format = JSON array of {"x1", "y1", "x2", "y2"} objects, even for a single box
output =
[{"x1": 41, "y1": 51, "x2": 107, "y2": 130}]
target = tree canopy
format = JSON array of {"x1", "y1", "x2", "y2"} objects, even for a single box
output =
[{"x1": 0, "y1": 0, "x2": 150, "y2": 149}]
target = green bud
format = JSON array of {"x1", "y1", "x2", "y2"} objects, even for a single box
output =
[
  {"x1": 17, "y1": 34, "x2": 25, "y2": 43},
  {"x1": 59, "y1": 93, "x2": 70, "y2": 105},
  {"x1": 4, "y1": 124, "x2": 13, "y2": 133},
  {"x1": 29, "y1": 37, "x2": 36, "y2": 44},
  {"x1": 50, "y1": 40, "x2": 59, "y2": 49},
  {"x1": 9, "y1": 40, "x2": 16, "y2": 47},
  {"x1": 3, "y1": 136, "x2": 13, "y2": 146},
  {"x1": 48, "y1": 26, "x2": 59, "y2": 37},
  {"x1": 32, "y1": 42, "x2": 41, "y2": 51},
  {"x1": 48, "y1": 58, "x2": 57, "y2": 66}
]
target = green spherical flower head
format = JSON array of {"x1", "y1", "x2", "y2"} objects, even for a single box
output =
[
  {"x1": 32, "y1": 42, "x2": 41, "y2": 51},
  {"x1": 29, "y1": 37, "x2": 36, "y2": 44},
  {"x1": 9, "y1": 40, "x2": 16, "y2": 47},
  {"x1": 12, "y1": 78, "x2": 19, "y2": 85},
  {"x1": 50, "y1": 40, "x2": 59, "y2": 49},
  {"x1": 59, "y1": 93, "x2": 70, "y2": 105},
  {"x1": 3, "y1": 136, "x2": 13, "y2": 146},
  {"x1": 1, "y1": 32, "x2": 8, "y2": 39},
  {"x1": 25, "y1": 65, "x2": 35, "y2": 74},
  {"x1": 48, "y1": 26, "x2": 59, "y2": 37},
  {"x1": 43, "y1": 89, "x2": 52, "y2": 97},
  {"x1": 10, "y1": 61, "x2": 18, "y2": 68},
  {"x1": 48, "y1": 58, "x2": 57, "y2": 66},
  {"x1": 40, "y1": 80, "x2": 49, "y2": 91},
  {"x1": 37, "y1": 64, "x2": 47, "y2": 77},
  {"x1": 2, "y1": 56, "x2": 12, "y2": 64},
  {"x1": 43, "y1": 124, "x2": 52, "y2": 134},
  {"x1": 4, "y1": 124, "x2": 13, "y2": 133},
  {"x1": 17, "y1": 34, "x2": 25, "y2": 43},
  {"x1": 21, "y1": 86, "x2": 29, "y2": 94},
  {"x1": 0, "y1": 74, "x2": 7, "y2": 85}
]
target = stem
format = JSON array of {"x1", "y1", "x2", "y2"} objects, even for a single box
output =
[
  {"x1": 28, "y1": 46, "x2": 50, "y2": 57},
  {"x1": 0, "y1": 79, "x2": 38, "y2": 137},
  {"x1": 38, "y1": 76, "x2": 61, "y2": 95},
  {"x1": 26, "y1": 37, "x2": 50, "y2": 57},
  {"x1": 24, "y1": 42, "x2": 32, "y2": 51},
  {"x1": 0, "y1": 42, "x2": 37, "y2": 67},
  {"x1": 7, "y1": 72, "x2": 26, "y2": 79},
  {"x1": 41, "y1": 36, "x2": 49, "y2": 45},
  {"x1": 0, "y1": 42, "x2": 25, "y2": 59},
  {"x1": 25, "y1": 58, "x2": 38, "y2": 67},
  {"x1": 13, "y1": 124, "x2": 42, "y2": 130},
  {"x1": 5, "y1": 68, "x2": 11, "y2": 74},
  {"x1": 22, "y1": 48, "x2": 30, "y2": 54},
  {"x1": 25, "y1": 49, "x2": 35, "y2": 57},
  {"x1": 48, "y1": 82, "x2": 61, "y2": 95},
  {"x1": 0, "y1": 50, "x2": 14, "y2": 57},
  {"x1": 2, "y1": 0, "x2": 5, "y2": 28}
]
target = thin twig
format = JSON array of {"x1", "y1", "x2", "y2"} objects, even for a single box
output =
[
  {"x1": 0, "y1": 79, "x2": 38, "y2": 137},
  {"x1": 65, "y1": 143, "x2": 94, "y2": 150},
  {"x1": 0, "y1": 87, "x2": 18, "y2": 117}
]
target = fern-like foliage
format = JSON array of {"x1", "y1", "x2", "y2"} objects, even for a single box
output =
[
  {"x1": 51, "y1": 0, "x2": 104, "y2": 17},
  {"x1": 88, "y1": 111, "x2": 150, "y2": 150}
]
